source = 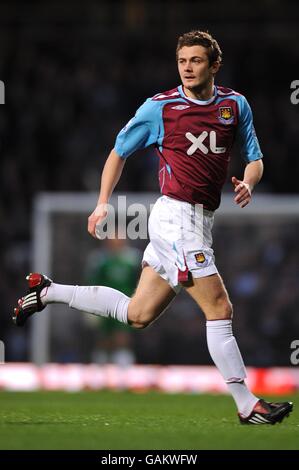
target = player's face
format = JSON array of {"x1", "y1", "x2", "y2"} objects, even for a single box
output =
[{"x1": 177, "y1": 45, "x2": 219, "y2": 91}]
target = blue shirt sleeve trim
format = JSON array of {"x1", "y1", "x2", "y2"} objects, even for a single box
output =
[
  {"x1": 235, "y1": 95, "x2": 263, "y2": 163},
  {"x1": 114, "y1": 99, "x2": 162, "y2": 159}
]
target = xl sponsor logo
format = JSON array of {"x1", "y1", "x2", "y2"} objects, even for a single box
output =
[{"x1": 185, "y1": 131, "x2": 226, "y2": 155}]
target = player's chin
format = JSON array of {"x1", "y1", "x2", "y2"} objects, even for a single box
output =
[{"x1": 183, "y1": 80, "x2": 200, "y2": 89}]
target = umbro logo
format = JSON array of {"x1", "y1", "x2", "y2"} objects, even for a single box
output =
[{"x1": 171, "y1": 105, "x2": 190, "y2": 110}]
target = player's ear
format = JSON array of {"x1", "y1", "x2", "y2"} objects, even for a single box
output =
[{"x1": 211, "y1": 60, "x2": 221, "y2": 75}]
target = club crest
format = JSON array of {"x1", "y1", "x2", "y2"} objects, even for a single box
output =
[
  {"x1": 195, "y1": 252, "x2": 206, "y2": 264},
  {"x1": 218, "y1": 106, "x2": 234, "y2": 124}
]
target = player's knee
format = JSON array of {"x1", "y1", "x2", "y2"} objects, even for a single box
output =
[
  {"x1": 129, "y1": 316, "x2": 152, "y2": 329},
  {"x1": 205, "y1": 294, "x2": 233, "y2": 320},
  {"x1": 130, "y1": 319, "x2": 151, "y2": 329},
  {"x1": 127, "y1": 305, "x2": 153, "y2": 329},
  {"x1": 216, "y1": 297, "x2": 233, "y2": 319}
]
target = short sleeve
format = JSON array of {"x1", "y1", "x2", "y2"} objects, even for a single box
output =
[
  {"x1": 237, "y1": 95, "x2": 263, "y2": 163},
  {"x1": 114, "y1": 98, "x2": 161, "y2": 159}
]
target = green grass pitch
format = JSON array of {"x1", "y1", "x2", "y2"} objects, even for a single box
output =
[{"x1": 0, "y1": 391, "x2": 297, "y2": 450}]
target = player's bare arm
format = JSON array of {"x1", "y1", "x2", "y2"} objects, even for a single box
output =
[
  {"x1": 88, "y1": 148, "x2": 125, "y2": 238},
  {"x1": 232, "y1": 159, "x2": 264, "y2": 208}
]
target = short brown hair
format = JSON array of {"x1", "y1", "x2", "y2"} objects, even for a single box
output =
[{"x1": 176, "y1": 30, "x2": 222, "y2": 66}]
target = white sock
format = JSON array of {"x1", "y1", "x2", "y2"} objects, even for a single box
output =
[
  {"x1": 206, "y1": 319, "x2": 258, "y2": 416},
  {"x1": 227, "y1": 382, "x2": 258, "y2": 417},
  {"x1": 41, "y1": 283, "x2": 74, "y2": 304},
  {"x1": 41, "y1": 283, "x2": 130, "y2": 324}
]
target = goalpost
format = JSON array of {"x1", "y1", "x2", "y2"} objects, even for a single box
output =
[{"x1": 31, "y1": 192, "x2": 299, "y2": 364}]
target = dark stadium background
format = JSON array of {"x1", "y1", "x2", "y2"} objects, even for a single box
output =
[{"x1": 0, "y1": 0, "x2": 299, "y2": 366}]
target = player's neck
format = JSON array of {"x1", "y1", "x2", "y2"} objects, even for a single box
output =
[{"x1": 183, "y1": 82, "x2": 214, "y2": 101}]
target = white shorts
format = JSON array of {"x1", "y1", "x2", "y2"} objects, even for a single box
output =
[{"x1": 142, "y1": 196, "x2": 218, "y2": 293}]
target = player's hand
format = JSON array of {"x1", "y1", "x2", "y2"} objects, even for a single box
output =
[
  {"x1": 231, "y1": 176, "x2": 252, "y2": 208},
  {"x1": 88, "y1": 204, "x2": 108, "y2": 238}
]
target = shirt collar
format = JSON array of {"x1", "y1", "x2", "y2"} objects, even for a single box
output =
[{"x1": 178, "y1": 85, "x2": 217, "y2": 105}]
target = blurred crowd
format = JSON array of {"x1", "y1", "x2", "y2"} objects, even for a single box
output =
[{"x1": 0, "y1": 0, "x2": 299, "y2": 365}]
